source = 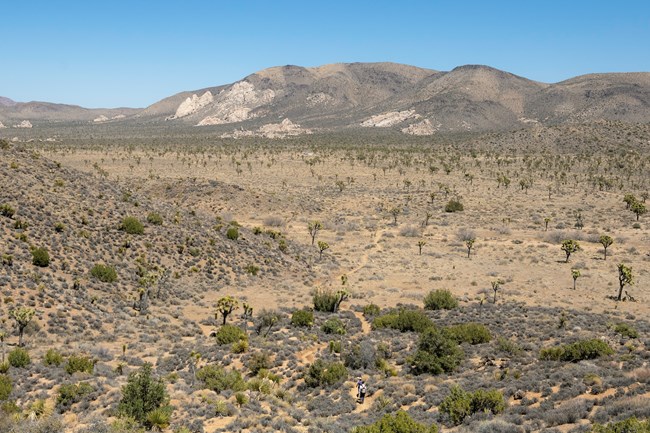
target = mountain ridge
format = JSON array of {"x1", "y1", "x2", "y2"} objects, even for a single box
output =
[{"x1": 2, "y1": 62, "x2": 649, "y2": 134}]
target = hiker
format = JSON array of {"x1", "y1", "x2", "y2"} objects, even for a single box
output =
[
  {"x1": 356, "y1": 377, "x2": 363, "y2": 398},
  {"x1": 358, "y1": 380, "x2": 367, "y2": 403}
]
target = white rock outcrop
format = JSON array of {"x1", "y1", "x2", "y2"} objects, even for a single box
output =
[
  {"x1": 196, "y1": 82, "x2": 274, "y2": 126},
  {"x1": 0, "y1": 121, "x2": 6, "y2": 128},
  {"x1": 170, "y1": 91, "x2": 214, "y2": 119},
  {"x1": 361, "y1": 110, "x2": 418, "y2": 128},
  {"x1": 13, "y1": 120, "x2": 32, "y2": 128},
  {"x1": 93, "y1": 115, "x2": 109, "y2": 123},
  {"x1": 220, "y1": 118, "x2": 311, "y2": 139},
  {"x1": 401, "y1": 119, "x2": 439, "y2": 136},
  {"x1": 306, "y1": 92, "x2": 334, "y2": 107}
]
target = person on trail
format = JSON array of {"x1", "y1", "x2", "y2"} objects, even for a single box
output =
[
  {"x1": 356, "y1": 377, "x2": 363, "y2": 398},
  {"x1": 358, "y1": 381, "x2": 367, "y2": 403}
]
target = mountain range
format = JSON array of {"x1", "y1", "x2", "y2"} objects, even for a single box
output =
[{"x1": 2, "y1": 62, "x2": 649, "y2": 135}]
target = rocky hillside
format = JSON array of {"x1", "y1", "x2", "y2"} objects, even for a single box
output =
[{"x1": 3, "y1": 62, "x2": 650, "y2": 136}]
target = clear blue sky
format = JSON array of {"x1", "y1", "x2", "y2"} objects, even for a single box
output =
[{"x1": 2, "y1": 1, "x2": 648, "y2": 108}]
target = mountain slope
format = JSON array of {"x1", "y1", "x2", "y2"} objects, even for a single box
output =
[{"x1": 3, "y1": 62, "x2": 650, "y2": 134}]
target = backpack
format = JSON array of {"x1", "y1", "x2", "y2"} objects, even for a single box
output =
[{"x1": 359, "y1": 383, "x2": 366, "y2": 394}]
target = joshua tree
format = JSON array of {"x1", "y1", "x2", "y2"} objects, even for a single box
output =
[
  {"x1": 599, "y1": 235, "x2": 613, "y2": 260},
  {"x1": 465, "y1": 238, "x2": 476, "y2": 258},
  {"x1": 561, "y1": 239, "x2": 581, "y2": 263},
  {"x1": 216, "y1": 296, "x2": 239, "y2": 325},
  {"x1": 0, "y1": 329, "x2": 6, "y2": 362},
  {"x1": 10, "y1": 307, "x2": 35, "y2": 347},
  {"x1": 417, "y1": 240, "x2": 426, "y2": 255},
  {"x1": 631, "y1": 201, "x2": 647, "y2": 221},
  {"x1": 307, "y1": 220, "x2": 322, "y2": 245},
  {"x1": 544, "y1": 217, "x2": 551, "y2": 231},
  {"x1": 389, "y1": 207, "x2": 401, "y2": 225},
  {"x1": 256, "y1": 309, "x2": 281, "y2": 337},
  {"x1": 642, "y1": 192, "x2": 649, "y2": 203},
  {"x1": 571, "y1": 269, "x2": 581, "y2": 290},
  {"x1": 188, "y1": 351, "x2": 201, "y2": 387},
  {"x1": 421, "y1": 211, "x2": 433, "y2": 227},
  {"x1": 335, "y1": 180, "x2": 345, "y2": 192},
  {"x1": 317, "y1": 241, "x2": 329, "y2": 259},
  {"x1": 491, "y1": 279, "x2": 504, "y2": 303},
  {"x1": 616, "y1": 264, "x2": 633, "y2": 301},
  {"x1": 623, "y1": 193, "x2": 637, "y2": 209}
]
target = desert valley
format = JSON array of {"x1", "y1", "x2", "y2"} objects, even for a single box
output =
[{"x1": 0, "y1": 62, "x2": 649, "y2": 433}]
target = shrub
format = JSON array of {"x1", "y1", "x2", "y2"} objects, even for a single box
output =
[
  {"x1": 410, "y1": 327, "x2": 463, "y2": 375},
  {"x1": 246, "y1": 352, "x2": 271, "y2": 375},
  {"x1": 146, "y1": 406, "x2": 172, "y2": 430},
  {"x1": 31, "y1": 247, "x2": 50, "y2": 267},
  {"x1": 291, "y1": 309, "x2": 314, "y2": 327},
  {"x1": 372, "y1": 309, "x2": 433, "y2": 333},
  {"x1": 591, "y1": 418, "x2": 650, "y2": 433},
  {"x1": 0, "y1": 374, "x2": 11, "y2": 400},
  {"x1": 8, "y1": 347, "x2": 30, "y2": 368},
  {"x1": 56, "y1": 382, "x2": 94, "y2": 411},
  {"x1": 215, "y1": 324, "x2": 247, "y2": 345},
  {"x1": 362, "y1": 303, "x2": 381, "y2": 317},
  {"x1": 351, "y1": 410, "x2": 438, "y2": 433},
  {"x1": 90, "y1": 263, "x2": 118, "y2": 283},
  {"x1": 146, "y1": 212, "x2": 163, "y2": 225},
  {"x1": 321, "y1": 317, "x2": 346, "y2": 335},
  {"x1": 445, "y1": 200, "x2": 464, "y2": 212},
  {"x1": 304, "y1": 359, "x2": 347, "y2": 387},
  {"x1": 196, "y1": 364, "x2": 246, "y2": 393},
  {"x1": 118, "y1": 363, "x2": 171, "y2": 428},
  {"x1": 313, "y1": 288, "x2": 347, "y2": 312},
  {"x1": 424, "y1": 289, "x2": 458, "y2": 310},
  {"x1": 65, "y1": 354, "x2": 94, "y2": 375},
  {"x1": 44, "y1": 349, "x2": 64, "y2": 366},
  {"x1": 0, "y1": 204, "x2": 15, "y2": 218},
  {"x1": 439, "y1": 385, "x2": 505, "y2": 425},
  {"x1": 120, "y1": 216, "x2": 144, "y2": 235},
  {"x1": 614, "y1": 322, "x2": 639, "y2": 338},
  {"x1": 231, "y1": 339, "x2": 248, "y2": 354},
  {"x1": 226, "y1": 227, "x2": 239, "y2": 240},
  {"x1": 445, "y1": 323, "x2": 492, "y2": 345},
  {"x1": 540, "y1": 339, "x2": 614, "y2": 362}
]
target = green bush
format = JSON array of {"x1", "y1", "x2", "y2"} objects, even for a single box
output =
[
  {"x1": 215, "y1": 324, "x2": 247, "y2": 345},
  {"x1": 351, "y1": 410, "x2": 438, "y2": 433},
  {"x1": 445, "y1": 323, "x2": 491, "y2": 345},
  {"x1": 444, "y1": 200, "x2": 464, "y2": 212},
  {"x1": 246, "y1": 352, "x2": 271, "y2": 375},
  {"x1": 439, "y1": 385, "x2": 505, "y2": 425},
  {"x1": 120, "y1": 216, "x2": 144, "y2": 235},
  {"x1": 410, "y1": 327, "x2": 463, "y2": 375},
  {"x1": 312, "y1": 288, "x2": 347, "y2": 312},
  {"x1": 118, "y1": 363, "x2": 171, "y2": 428},
  {"x1": 44, "y1": 349, "x2": 64, "y2": 366},
  {"x1": 362, "y1": 303, "x2": 381, "y2": 317},
  {"x1": 146, "y1": 212, "x2": 163, "y2": 225},
  {"x1": 196, "y1": 364, "x2": 246, "y2": 393},
  {"x1": 65, "y1": 354, "x2": 94, "y2": 375},
  {"x1": 56, "y1": 382, "x2": 94, "y2": 411},
  {"x1": 540, "y1": 338, "x2": 614, "y2": 362},
  {"x1": 613, "y1": 322, "x2": 639, "y2": 338},
  {"x1": 424, "y1": 289, "x2": 458, "y2": 310},
  {"x1": 304, "y1": 359, "x2": 347, "y2": 387},
  {"x1": 290, "y1": 309, "x2": 314, "y2": 327},
  {"x1": 226, "y1": 227, "x2": 239, "y2": 240},
  {"x1": 372, "y1": 309, "x2": 433, "y2": 333},
  {"x1": 90, "y1": 263, "x2": 118, "y2": 283},
  {"x1": 0, "y1": 204, "x2": 15, "y2": 218},
  {"x1": 8, "y1": 348, "x2": 30, "y2": 368},
  {"x1": 321, "y1": 317, "x2": 346, "y2": 335},
  {"x1": 0, "y1": 374, "x2": 11, "y2": 400},
  {"x1": 31, "y1": 247, "x2": 50, "y2": 267},
  {"x1": 591, "y1": 418, "x2": 650, "y2": 433}
]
